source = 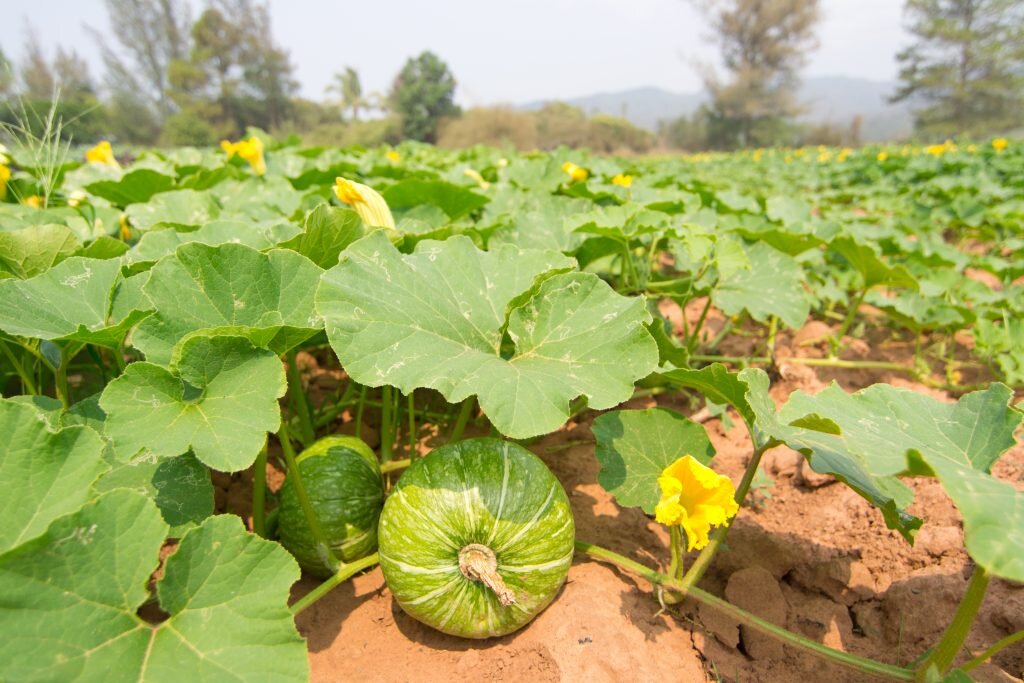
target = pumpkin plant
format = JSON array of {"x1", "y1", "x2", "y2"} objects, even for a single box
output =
[{"x1": 1, "y1": 135, "x2": 1023, "y2": 683}]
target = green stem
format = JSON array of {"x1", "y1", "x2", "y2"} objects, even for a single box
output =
[
  {"x1": 668, "y1": 526, "x2": 683, "y2": 579},
  {"x1": 355, "y1": 385, "x2": 367, "y2": 440},
  {"x1": 919, "y1": 566, "x2": 990, "y2": 678},
  {"x1": 766, "y1": 315, "x2": 779, "y2": 357},
  {"x1": 380, "y1": 386, "x2": 394, "y2": 462},
  {"x1": 621, "y1": 242, "x2": 640, "y2": 290},
  {"x1": 380, "y1": 458, "x2": 411, "y2": 474},
  {"x1": 407, "y1": 391, "x2": 417, "y2": 454},
  {"x1": 961, "y1": 630, "x2": 1024, "y2": 673},
  {"x1": 449, "y1": 397, "x2": 474, "y2": 443},
  {"x1": 575, "y1": 540, "x2": 914, "y2": 681},
  {"x1": 290, "y1": 552, "x2": 380, "y2": 616},
  {"x1": 0, "y1": 340, "x2": 38, "y2": 394},
  {"x1": 687, "y1": 298, "x2": 713, "y2": 352},
  {"x1": 834, "y1": 288, "x2": 867, "y2": 348},
  {"x1": 676, "y1": 441, "x2": 771, "y2": 594},
  {"x1": 54, "y1": 348, "x2": 70, "y2": 408},
  {"x1": 687, "y1": 354, "x2": 916, "y2": 374},
  {"x1": 286, "y1": 350, "x2": 316, "y2": 445},
  {"x1": 252, "y1": 445, "x2": 268, "y2": 538},
  {"x1": 279, "y1": 420, "x2": 339, "y2": 573}
]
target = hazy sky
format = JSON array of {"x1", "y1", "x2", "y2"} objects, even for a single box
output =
[{"x1": 0, "y1": 0, "x2": 910, "y2": 105}]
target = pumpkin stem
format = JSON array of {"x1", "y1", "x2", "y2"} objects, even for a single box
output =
[{"x1": 458, "y1": 543, "x2": 516, "y2": 607}]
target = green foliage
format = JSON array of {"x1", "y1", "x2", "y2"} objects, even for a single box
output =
[
  {"x1": 388, "y1": 51, "x2": 460, "y2": 143},
  {"x1": 893, "y1": 0, "x2": 1024, "y2": 136}
]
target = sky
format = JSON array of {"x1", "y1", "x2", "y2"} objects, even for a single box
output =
[{"x1": 0, "y1": 0, "x2": 910, "y2": 105}]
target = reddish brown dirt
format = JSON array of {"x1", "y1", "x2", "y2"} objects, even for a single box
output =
[{"x1": 225, "y1": 318, "x2": 1024, "y2": 683}]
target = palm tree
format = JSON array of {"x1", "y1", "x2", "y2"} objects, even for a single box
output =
[{"x1": 327, "y1": 66, "x2": 365, "y2": 121}]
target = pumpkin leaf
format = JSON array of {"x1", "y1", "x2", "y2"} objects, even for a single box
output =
[
  {"x1": 277, "y1": 204, "x2": 365, "y2": 267},
  {"x1": 781, "y1": 382, "x2": 1023, "y2": 579},
  {"x1": 85, "y1": 168, "x2": 176, "y2": 206},
  {"x1": 0, "y1": 257, "x2": 151, "y2": 348},
  {"x1": 99, "y1": 334, "x2": 286, "y2": 472},
  {"x1": 0, "y1": 399, "x2": 108, "y2": 554},
  {"x1": 0, "y1": 224, "x2": 81, "y2": 278},
  {"x1": 712, "y1": 241, "x2": 810, "y2": 329},
  {"x1": 317, "y1": 231, "x2": 658, "y2": 438},
  {"x1": 0, "y1": 491, "x2": 307, "y2": 683},
  {"x1": 829, "y1": 236, "x2": 919, "y2": 290},
  {"x1": 382, "y1": 179, "x2": 489, "y2": 221},
  {"x1": 593, "y1": 407, "x2": 716, "y2": 514},
  {"x1": 124, "y1": 189, "x2": 220, "y2": 230},
  {"x1": 128, "y1": 220, "x2": 299, "y2": 265},
  {"x1": 132, "y1": 243, "x2": 323, "y2": 365}
]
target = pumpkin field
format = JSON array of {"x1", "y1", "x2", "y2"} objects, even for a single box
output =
[{"x1": 0, "y1": 135, "x2": 1022, "y2": 682}]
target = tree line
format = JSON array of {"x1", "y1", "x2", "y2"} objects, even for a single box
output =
[{"x1": 1, "y1": 0, "x2": 1021, "y2": 151}]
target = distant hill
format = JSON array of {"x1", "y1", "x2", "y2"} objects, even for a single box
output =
[{"x1": 520, "y1": 76, "x2": 913, "y2": 142}]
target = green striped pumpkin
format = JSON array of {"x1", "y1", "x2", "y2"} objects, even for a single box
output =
[
  {"x1": 378, "y1": 438, "x2": 575, "y2": 639},
  {"x1": 278, "y1": 435, "x2": 384, "y2": 578}
]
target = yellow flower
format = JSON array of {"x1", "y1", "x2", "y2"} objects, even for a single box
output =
[
  {"x1": 611, "y1": 173, "x2": 632, "y2": 188},
  {"x1": 221, "y1": 137, "x2": 267, "y2": 175},
  {"x1": 119, "y1": 214, "x2": 132, "y2": 241},
  {"x1": 385, "y1": 150, "x2": 401, "y2": 162},
  {"x1": 752, "y1": 149, "x2": 763, "y2": 162},
  {"x1": 333, "y1": 177, "x2": 396, "y2": 229},
  {"x1": 463, "y1": 168, "x2": 490, "y2": 190},
  {"x1": 992, "y1": 138, "x2": 1009, "y2": 152},
  {"x1": 86, "y1": 140, "x2": 120, "y2": 167},
  {"x1": 561, "y1": 161, "x2": 588, "y2": 182},
  {"x1": 67, "y1": 190, "x2": 88, "y2": 208},
  {"x1": 876, "y1": 151, "x2": 888, "y2": 162},
  {"x1": 967, "y1": 144, "x2": 978, "y2": 153},
  {"x1": 655, "y1": 455, "x2": 739, "y2": 551},
  {"x1": 24, "y1": 195, "x2": 42, "y2": 208},
  {"x1": 0, "y1": 164, "x2": 10, "y2": 199}
]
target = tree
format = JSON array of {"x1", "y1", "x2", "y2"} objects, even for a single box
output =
[
  {"x1": 93, "y1": 0, "x2": 192, "y2": 120},
  {"x1": 389, "y1": 52, "x2": 460, "y2": 142},
  {"x1": 0, "y1": 47, "x2": 14, "y2": 98},
  {"x1": 328, "y1": 67, "x2": 365, "y2": 121},
  {"x1": 53, "y1": 48, "x2": 95, "y2": 102},
  {"x1": 20, "y1": 27, "x2": 54, "y2": 100},
  {"x1": 892, "y1": 0, "x2": 1024, "y2": 136},
  {"x1": 692, "y1": 0, "x2": 821, "y2": 149}
]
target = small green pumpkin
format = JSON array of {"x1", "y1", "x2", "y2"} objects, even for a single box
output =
[
  {"x1": 378, "y1": 437, "x2": 575, "y2": 639},
  {"x1": 278, "y1": 435, "x2": 384, "y2": 578}
]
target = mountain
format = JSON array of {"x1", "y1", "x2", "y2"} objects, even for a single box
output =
[{"x1": 519, "y1": 76, "x2": 913, "y2": 142}]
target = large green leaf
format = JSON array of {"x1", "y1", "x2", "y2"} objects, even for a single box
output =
[
  {"x1": 278, "y1": 204, "x2": 365, "y2": 267},
  {"x1": 782, "y1": 382, "x2": 1023, "y2": 579},
  {"x1": 712, "y1": 241, "x2": 810, "y2": 328},
  {"x1": 383, "y1": 178, "x2": 489, "y2": 220},
  {"x1": 128, "y1": 220, "x2": 300, "y2": 265},
  {"x1": 317, "y1": 231, "x2": 658, "y2": 438},
  {"x1": 829, "y1": 236, "x2": 919, "y2": 290},
  {"x1": 593, "y1": 408, "x2": 715, "y2": 514},
  {"x1": 124, "y1": 189, "x2": 220, "y2": 230},
  {"x1": 0, "y1": 491, "x2": 308, "y2": 683},
  {"x1": 0, "y1": 399, "x2": 108, "y2": 554},
  {"x1": 0, "y1": 257, "x2": 151, "y2": 348},
  {"x1": 85, "y1": 168, "x2": 176, "y2": 206},
  {"x1": 95, "y1": 453, "x2": 214, "y2": 535},
  {"x1": 0, "y1": 224, "x2": 81, "y2": 278},
  {"x1": 99, "y1": 335, "x2": 286, "y2": 472},
  {"x1": 131, "y1": 243, "x2": 323, "y2": 365}
]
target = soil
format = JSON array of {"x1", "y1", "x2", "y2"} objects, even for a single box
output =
[{"x1": 232, "y1": 313, "x2": 1024, "y2": 683}]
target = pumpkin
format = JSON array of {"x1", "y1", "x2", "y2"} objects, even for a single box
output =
[
  {"x1": 277, "y1": 435, "x2": 384, "y2": 578},
  {"x1": 378, "y1": 437, "x2": 575, "y2": 638}
]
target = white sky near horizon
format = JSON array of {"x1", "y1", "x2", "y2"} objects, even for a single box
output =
[{"x1": 0, "y1": 0, "x2": 910, "y2": 105}]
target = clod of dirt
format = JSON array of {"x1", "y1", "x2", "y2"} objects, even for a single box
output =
[
  {"x1": 800, "y1": 458, "x2": 836, "y2": 488},
  {"x1": 790, "y1": 560, "x2": 876, "y2": 605},
  {"x1": 915, "y1": 525, "x2": 964, "y2": 558},
  {"x1": 725, "y1": 566, "x2": 789, "y2": 660}
]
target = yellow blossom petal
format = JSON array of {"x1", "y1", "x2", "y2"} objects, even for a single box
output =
[
  {"x1": 386, "y1": 150, "x2": 401, "y2": 162},
  {"x1": 876, "y1": 151, "x2": 888, "y2": 162},
  {"x1": 24, "y1": 195, "x2": 42, "y2": 208},
  {"x1": 0, "y1": 164, "x2": 10, "y2": 200},
  {"x1": 611, "y1": 173, "x2": 632, "y2": 187},
  {"x1": 333, "y1": 177, "x2": 396, "y2": 229},
  {"x1": 561, "y1": 161, "x2": 588, "y2": 182},
  {"x1": 992, "y1": 138, "x2": 1008, "y2": 152},
  {"x1": 655, "y1": 455, "x2": 739, "y2": 551},
  {"x1": 119, "y1": 214, "x2": 132, "y2": 241},
  {"x1": 86, "y1": 140, "x2": 120, "y2": 167},
  {"x1": 221, "y1": 137, "x2": 266, "y2": 175}
]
